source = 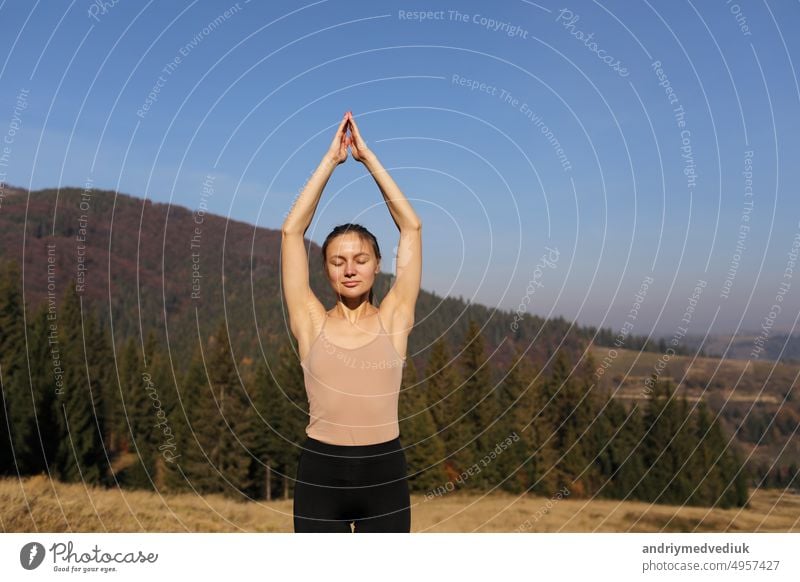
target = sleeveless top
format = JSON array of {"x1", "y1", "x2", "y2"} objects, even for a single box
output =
[{"x1": 300, "y1": 312, "x2": 407, "y2": 445}]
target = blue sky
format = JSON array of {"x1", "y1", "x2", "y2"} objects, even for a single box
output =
[{"x1": 1, "y1": 0, "x2": 799, "y2": 338}]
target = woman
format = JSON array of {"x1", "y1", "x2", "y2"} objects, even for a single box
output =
[{"x1": 281, "y1": 111, "x2": 422, "y2": 532}]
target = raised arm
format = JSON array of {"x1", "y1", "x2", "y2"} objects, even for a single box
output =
[
  {"x1": 281, "y1": 112, "x2": 349, "y2": 342},
  {"x1": 347, "y1": 112, "x2": 422, "y2": 327}
]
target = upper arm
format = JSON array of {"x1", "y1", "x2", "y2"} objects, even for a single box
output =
[
  {"x1": 382, "y1": 225, "x2": 421, "y2": 328},
  {"x1": 281, "y1": 231, "x2": 325, "y2": 345}
]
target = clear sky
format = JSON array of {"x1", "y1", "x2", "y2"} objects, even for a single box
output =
[{"x1": 1, "y1": 0, "x2": 799, "y2": 339}]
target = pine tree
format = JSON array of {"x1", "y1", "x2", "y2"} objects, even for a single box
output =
[
  {"x1": 495, "y1": 346, "x2": 544, "y2": 494},
  {"x1": 27, "y1": 305, "x2": 61, "y2": 474},
  {"x1": 271, "y1": 340, "x2": 309, "y2": 500},
  {"x1": 251, "y1": 359, "x2": 281, "y2": 500},
  {"x1": 250, "y1": 344, "x2": 306, "y2": 501},
  {"x1": 688, "y1": 399, "x2": 749, "y2": 508},
  {"x1": 207, "y1": 322, "x2": 257, "y2": 499},
  {"x1": 177, "y1": 349, "x2": 223, "y2": 494},
  {"x1": 0, "y1": 260, "x2": 34, "y2": 474},
  {"x1": 425, "y1": 337, "x2": 467, "y2": 481},
  {"x1": 527, "y1": 353, "x2": 561, "y2": 496},
  {"x1": 118, "y1": 335, "x2": 157, "y2": 490},
  {"x1": 540, "y1": 349, "x2": 592, "y2": 496},
  {"x1": 142, "y1": 330, "x2": 179, "y2": 490},
  {"x1": 457, "y1": 319, "x2": 500, "y2": 489},
  {"x1": 635, "y1": 378, "x2": 693, "y2": 505},
  {"x1": 53, "y1": 283, "x2": 107, "y2": 484},
  {"x1": 399, "y1": 356, "x2": 447, "y2": 493},
  {"x1": 595, "y1": 397, "x2": 646, "y2": 499}
]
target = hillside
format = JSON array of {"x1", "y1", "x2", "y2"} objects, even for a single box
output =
[
  {"x1": 0, "y1": 185, "x2": 585, "y2": 371},
  {"x1": 3, "y1": 475, "x2": 798, "y2": 533},
  {"x1": 589, "y1": 345, "x2": 800, "y2": 487},
  {"x1": 0, "y1": 184, "x2": 796, "y2": 507}
]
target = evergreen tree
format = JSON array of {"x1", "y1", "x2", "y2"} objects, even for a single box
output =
[
  {"x1": 595, "y1": 397, "x2": 646, "y2": 499},
  {"x1": 207, "y1": 322, "x2": 257, "y2": 499},
  {"x1": 271, "y1": 340, "x2": 309, "y2": 500},
  {"x1": 142, "y1": 330, "x2": 178, "y2": 489},
  {"x1": 457, "y1": 319, "x2": 500, "y2": 489},
  {"x1": 541, "y1": 349, "x2": 593, "y2": 496},
  {"x1": 494, "y1": 347, "x2": 545, "y2": 494},
  {"x1": 250, "y1": 344, "x2": 307, "y2": 501},
  {"x1": 688, "y1": 399, "x2": 749, "y2": 508},
  {"x1": 399, "y1": 356, "x2": 447, "y2": 493},
  {"x1": 635, "y1": 378, "x2": 694, "y2": 504},
  {"x1": 176, "y1": 348, "x2": 223, "y2": 494},
  {"x1": 53, "y1": 283, "x2": 107, "y2": 484},
  {"x1": 118, "y1": 335, "x2": 157, "y2": 490},
  {"x1": 527, "y1": 353, "x2": 561, "y2": 496},
  {"x1": 27, "y1": 305, "x2": 61, "y2": 474},
  {"x1": 425, "y1": 337, "x2": 467, "y2": 481},
  {"x1": 0, "y1": 260, "x2": 33, "y2": 474}
]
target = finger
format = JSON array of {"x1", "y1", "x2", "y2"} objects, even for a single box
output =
[
  {"x1": 336, "y1": 113, "x2": 348, "y2": 135},
  {"x1": 349, "y1": 115, "x2": 364, "y2": 142}
]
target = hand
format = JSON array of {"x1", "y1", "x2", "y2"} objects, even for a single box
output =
[
  {"x1": 326, "y1": 112, "x2": 350, "y2": 165},
  {"x1": 346, "y1": 111, "x2": 373, "y2": 164}
]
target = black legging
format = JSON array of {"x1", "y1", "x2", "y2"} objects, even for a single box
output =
[{"x1": 293, "y1": 435, "x2": 411, "y2": 532}]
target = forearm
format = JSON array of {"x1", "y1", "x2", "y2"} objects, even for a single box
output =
[
  {"x1": 282, "y1": 155, "x2": 338, "y2": 234},
  {"x1": 363, "y1": 154, "x2": 421, "y2": 230}
]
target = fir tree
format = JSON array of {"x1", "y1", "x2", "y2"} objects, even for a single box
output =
[
  {"x1": 399, "y1": 356, "x2": 447, "y2": 493},
  {"x1": 425, "y1": 337, "x2": 468, "y2": 481},
  {"x1": 636, "y1": 378, "x2": 694, "y2": 505},
  {"x1": 207, "y1": 322, "x2": 257, "y2": 499},
  {"x1": 250, "y1": 344, "x2": 306, "y2": 501},
  {"x1": 457, "y1": 319, "x2": 499, "y2": 489},
  {"x1": 595, "y1": 397, "x2": 646, "y2": 500},
  {"x1": 494, "y1": 347, "x2": 545, "y2": 494},
  {"x1": 0, "y1": 260, "x2": 31, "y2": 474},
  {"x1": 142, "y1": 330, "x2": 179, "y2": 489},
  {"x1": 117, "y1": 335, "x2": 157, "y2": 490},
  {"x1": 27, "y1": 305, "x2": 61, "y2": 474},
  {"x1": 541, "y1": 349, "x2": 592, "y2": 496},
  {"x1": 688, "y1": 399, "x2": 749, "y2": 508},
  {"x1": 177, "y1": 349, "x2": 223, "y2": 494},
  {"x1": 271, "y1": 340, "x2": 309, "y2": 499},
  {"x1": 53, "y1": 284, "x2": 107, "y2": 484}
]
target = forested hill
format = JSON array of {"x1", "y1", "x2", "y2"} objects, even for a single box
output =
[
  {"x1": 0, "y1": 185, "x2": 777, "y2": 506},
  {"x1": 0, "y1": 184, "x2": 588, "y2": 370}
]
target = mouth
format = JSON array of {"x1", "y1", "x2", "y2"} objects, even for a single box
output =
[{"x1": 342, "y1": 281, "x2": 360, "y2": 288}]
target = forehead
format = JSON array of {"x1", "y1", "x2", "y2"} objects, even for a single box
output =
[{"x1": 327, "y1": 233, "x2": 371, "y2": 256}]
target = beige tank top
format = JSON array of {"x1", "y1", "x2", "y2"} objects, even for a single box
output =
[{"x1": 300, "y1": 311, "x2": 406, "y2": 445}]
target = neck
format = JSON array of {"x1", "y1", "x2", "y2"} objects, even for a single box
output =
[{"x1": 333, "y1": 300, "x2": 376, "y2": 323}]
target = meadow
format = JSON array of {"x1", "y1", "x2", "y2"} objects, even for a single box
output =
[{"x1": 3, "y1": 475, "x2": 798, "y2": 533}]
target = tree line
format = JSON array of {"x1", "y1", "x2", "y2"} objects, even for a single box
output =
[{"x1": 0, "y1": 260, "x2": 750, "y2": 507}]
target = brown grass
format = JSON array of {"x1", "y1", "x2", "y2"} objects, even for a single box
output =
[{"x1": 3, "y1": 475, "x2": 799, "y2": 532}]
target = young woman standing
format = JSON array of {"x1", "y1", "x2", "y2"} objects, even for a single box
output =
[{"x1": 281, "y1": 111, "x2": 422, "y2": 532}]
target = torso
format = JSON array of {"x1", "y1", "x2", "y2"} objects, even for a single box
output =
[{"x1": 298, "y1": 306, "x2": 409, "y2": 364}]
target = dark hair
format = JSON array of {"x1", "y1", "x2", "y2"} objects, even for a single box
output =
[{"x1": 321, "y1": 223, "x2": 381, "y2": 305}]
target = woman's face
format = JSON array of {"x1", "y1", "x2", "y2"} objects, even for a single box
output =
[{"x1": 325, "y1": 233, "x2": 379, "y2": 298}]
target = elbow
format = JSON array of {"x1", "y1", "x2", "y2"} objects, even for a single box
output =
[
  {"x1": 282, "y1": 225, "x2": 304, "y2": 237},
  {"x1": 405, "y1": 220, "x2": 422, "y2": 231}
]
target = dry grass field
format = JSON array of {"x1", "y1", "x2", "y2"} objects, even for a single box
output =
[{"x1": 2, "y1": 475, "x2": 798, "y2": 533}]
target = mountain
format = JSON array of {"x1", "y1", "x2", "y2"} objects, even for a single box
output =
[{"x1": 0, "y1": 184, "x2": 586, "y2": 371}]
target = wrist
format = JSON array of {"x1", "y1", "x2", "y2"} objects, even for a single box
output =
[
  {"x1": 360, "y1": 151, "x2": 378, "y2": 168},
  {"x1": 321, "y1": 154, "x2": 339, "y2": 168}
]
